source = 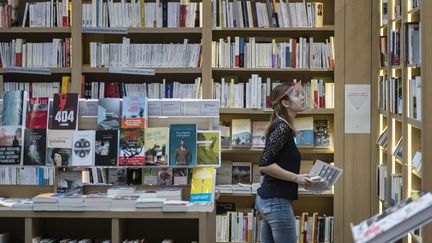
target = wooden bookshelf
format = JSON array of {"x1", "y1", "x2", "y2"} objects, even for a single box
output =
[
  {"x1": 81, "y1": 66, "x2": 202, "y2": 74},
  {"x1": 0, "y1": 27, "x2": 71, "y2": 33}
]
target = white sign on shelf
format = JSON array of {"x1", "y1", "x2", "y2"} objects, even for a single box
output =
[
  {"x1": 6, "y1": 67, "x2": 51, "y2": 75},
  {"x1": 82, "y1": 27, "x2": 128, "y2": 34},
  {"x1": 108, "y1": 67, "x2": 155, "y2": 76},
  {"x1": 345, "y1": 84, "x2": 371, "y2": 134}
]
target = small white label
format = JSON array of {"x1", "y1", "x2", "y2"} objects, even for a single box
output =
[
  {"x1": 6, "y1": 67, "x2": 51, "y2": 75},
  {"x1": 82, "y1": 27, "x2": 128, "y2": 34},
  {"x1": 108, "y1": 67, "x2": 155, "y2": 76}
]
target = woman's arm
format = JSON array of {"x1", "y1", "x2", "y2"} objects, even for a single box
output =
[{"x1": 260, "y1": 163, "x2": 311, "y2": 187}]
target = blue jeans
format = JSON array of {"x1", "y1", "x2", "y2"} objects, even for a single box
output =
[{"x1": 255, "y1": 194, "x2": 297, "y2": 243}]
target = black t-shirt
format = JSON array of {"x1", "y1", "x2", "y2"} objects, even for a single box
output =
[{"x1": 257, "y1": 119, "x2": 301, "y2": 200}]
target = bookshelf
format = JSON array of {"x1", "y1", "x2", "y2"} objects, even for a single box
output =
[
  {"x1": 373, "y1": 0, "x2": 430, "y2": 241},
  {"x1": 0, "y1": 0, "x2": 382, "y2": 242}
]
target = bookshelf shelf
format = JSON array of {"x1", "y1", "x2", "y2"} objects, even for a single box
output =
[
  {"x1": 379, "y1": 110, "x2": 389, "y2": 117},
  {"x1": 0, "y1": 67, "x2": 71, "y2": 74},
  {"x1": 81, "y1": 66, "x2": 202, "y2": 74},
  {"x1": 212, "y1": 26, "x2": 335, "y2": 33},
  {"x1": 84, "y1": 27, "x2": 202, "y2": 34},
  {"x1": 408, "y1": 7, "x2": 421, "y2": 15},
  {"x1": 221, "y1": 147, "x2": 334, "y2": 155},
  {"x1": 407, "y1": 64, "x2": 421, "y2": 69},
  {"x1": 219, "y1": 108, "x2": 334, "y2": 115},
  {"x1": 379, "y1": 24, "x2": 388, "y2": 29},
  {"x1": 391, "y1": 65, "x2": 403, "y2": 70},
  {"x1": 391, "y1": 16, "x2": 403, "y2": 23},
  {"x1": 212, "y1": 68, "x2": 334, "y2": 73},
  {"x1": 390, "y1": 113, "x2": 403, "y2": 122},
  {"x1": 219, "y1": 193, "x2": 334, "y2": 198},
  {"x1": 412, "y1": 169, "x2": 422, "y2": 179},
  {"x1": 395, "y1": 157, "x2": 404, "y2": 166},
  {"x1": 0, "y1": 27, "x2": 71, "y2": 33},
  {"x1": 407, "y1": 118, "x2": 422, "y2": 130}
]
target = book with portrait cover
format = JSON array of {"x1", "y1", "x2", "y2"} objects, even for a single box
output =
[
  {"x1": 144, "y1": 127, "x2": 169, "y2": 166},
  {"x1": 119, "y1": 128, "x2": 145, "y2": 166},
  {"x1": 97, "y1": 98, "x2": 121, "y2": 130},
  {"x1": 46, "y1": 130, "x2": 73, "y2": 166},
  {"x1": 0, "y1": 126, "x2": 23, "y2": 164},
  {"x1": 121, "y1": 96, "x2": 148, "y2": 128},
  {"x1": 51, "y1": 93, "x2": 79, "y2": 130},
  {"x1": 157, "y1": 167, "x2": 173, "y2": 186},
  {"x1": 95, "y1": 130, "x2": 118, "y2": 166},
  {"x1": 71, "y1": 130, "x2": 95, "y2": 166},
  {"x1": 2, "y1": 90, "x2": 27, "y2": 126},
  {"x1": 197, "y1": 130, "x2": 220, "y2": 166},
  {"x1": 26, "y1": 97, "x2": 49, "y2": 129},
  {"x1": 169, "y1": 124, "x2": 197, "y2": 166},
  {"x1": 23, "y1": 129, "x2": 46, "y2": 165}
]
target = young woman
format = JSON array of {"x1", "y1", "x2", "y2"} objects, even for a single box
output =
[{"x1": 255, "y1": 82, "x2": 315, "y2": 243}]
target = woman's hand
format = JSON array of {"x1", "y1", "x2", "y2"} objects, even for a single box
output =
[{"x1": 295, "y1": 174, "x2": 311, "y2": 187}]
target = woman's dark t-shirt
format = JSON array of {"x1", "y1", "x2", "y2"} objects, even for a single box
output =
[{"x1": 257, "y1": 119, "x2": 301, "y2": 200}]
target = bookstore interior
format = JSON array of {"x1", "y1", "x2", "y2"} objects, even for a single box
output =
[{"x1": 0, "y1": 0, "x2": 431, "y2": 243}]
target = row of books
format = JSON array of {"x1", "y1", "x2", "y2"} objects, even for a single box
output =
[
  {"x1": 390, "y1": 29, "x2": 401, "y2": 66},
  {"x1": 89, "y1": 39, "x2": 201, "y2": 68},
  {"x1": 407, "y1": 23, "x2": 421, "y2": 66},
  {"x1": 3, "y1": 77, "x2": 71, "y2": 98},
  {"x1": 32, "y1": 238, "x2": 109, "y2": 243},
  {"x1": 0, "y1": 166, "x2": 54, "y2": 185},
  {"x1": 83, "y1": 79, "x2": 202, "y2": 99},
  {"x1": 408, "y1": 76, "x2": 421, "y2": 121},
  {"x1": 389, "y1": 77, "x2": 402, "y2": 115},
  {"x1": 21, "y1": 0, "x2": 70, "y2": 28},
  {"x1": 82, "y1": 1, "x2": 202, "y2": 28},
  {"x1": 216, "y1": 210, "x2": 334, "y2": 243},
  {"x1": 0, "y1": 38, "x2": 71, "y2": 68},
  {"x1": 377, "y1": 164, "x2": 388, "y2": 202},
  {"x1": 222, "y1": 118, "x2": 331, "y2": 148},
  {"x1": 213, "y1": 75, "x2": 335, "y2": 109},
  {"x1": 213, "y1": 0, "x2": 324, "y2": 28},
  {"x1": 0, "y1": 1, "x2": 18, "y2": 28},
  {"x1": 212, "y1": 36, "x2": 335, "y2": 69}
]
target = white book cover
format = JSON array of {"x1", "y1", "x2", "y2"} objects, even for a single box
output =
[
  {"x1": 46, "y1": 130, "x2": 73, "y2": 166},
  {"x1": 72, "y1": 130, "x2": 95, "y2": 166},
  {"x1": 161, "y1": 99, "x2": 181, "y2": 116},
  {"x1": 252, "y1": 121, "x2": 267, "y2": 148},
  {"x1": 181, "y1": 99, "x2": 201, "y2": 116}
]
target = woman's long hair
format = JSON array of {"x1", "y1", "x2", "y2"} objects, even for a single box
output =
[{"x1": 266, "y1": 82, "x2": 298, "y2": 136}]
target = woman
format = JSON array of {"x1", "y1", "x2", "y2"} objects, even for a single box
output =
[{"x1": 255, "y1": 82, "x2": 315, "y2": 243}]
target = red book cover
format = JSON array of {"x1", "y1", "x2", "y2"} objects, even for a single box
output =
[
  {"x1": 119, "y1": 128, "x2": 145, "y2": 166},
  {"x1": 179, "y1": 3, "x2": 186, "y2": 27},
  {"x1": 319, "y1": 96, "x2": 324, "y2": 108},
  {"x1": 314, "y1": 90, "x2": 318, "y2": 107},
  {"x1": 26, "y1": 97, "x2": 49, "y2": 129},
  {"x1": 65, "y1": 38, "x2": 70, "y2": 67},
  {"x1": 7, "y1": 4, "x2": 11, "y2": 28},
  {"x1": 81, "y1": 75, "x2": 85, "y2": 98},
  {"x1": 63, "y1": 16, "x2": 68, "y2": 27},
  {"x1": 291, "y1": 39, "x2": 297, "y2": 68},
  {"x1": 15, "y1": 53, "x2": 21, "y2": 67},
  {"x1": 105, "y1": 82, "x2": 119, "y2": 98},
  {"x1": 51, "y1": 93, "x2": 78, "y2": 130}
]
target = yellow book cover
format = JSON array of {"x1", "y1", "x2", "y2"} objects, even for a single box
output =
[
  {"x1": 197, "y1": 131, "x2": 220, "y2": 166},
  {"x1": 190, "y1": 167, "x2": 215, "y2": 203},
  {"x1": 61, "y1": 76, "x2": 71, "y2": 93}
]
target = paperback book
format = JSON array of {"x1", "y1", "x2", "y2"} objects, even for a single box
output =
[
  {"x1": 252, "y1": 121, "x2": 267, "y2": 148},
  {"x1": 51, "y1": 93, "x2": 79, "y2": 130},
  {"x1": 144, "y1": 127, "x2": 169, "y2": 166},
  {"x1": 26, "y1": 97, "x2": 49, "y2": 129},
  {"x1": 2, "y1": 90, "x2": 27, "y2": 126},
  {"x1": 95, "y1": 130, "x2": 118, "y2": 166},
  {"x1": 57, "y1": 169, "x2": 83, "y2": 194},
  {"x1": 157, "y1": 167, "x2": 173, "y2": 186},
  {"x1": 231, "y1": 119, "x2": 251, "y2": 147},
  {"x1": 0, "y1": 126, "x2": 23, "y2": 164},
  {"x1": 313, "y1": 120, "x2": 330, "y2": 147},
  {"x1": 143, "y1": 168, "x2": 158, "y2": 185},
  {"x1": 126, "y1": 168, "x2": 143, "y2": 185},
  {"x1": 232, "y1": 162, "x2": 252, "y2": 184},
  {"x1": 197, "y1": 130, "x2": 220, "y2": 166},
  {"x1": 169, "y1": 124, "x2": 197, "y2": 166},
  {"x1": 190, "y1": 167, "x2": 215, "y2": 204},
  {"x1": 23, "y1": 129, "x2": 46, "y2": 166},
  {"x1": 46, "y1": 130, "x2": 73, "y2": 166},
  {"x1": 71, "y1": 130, "x2": 95, "y2": 166},
  {"x1": 121, "y1": 96, "x2": 148, "y2": 128},
  {"x1": 119, "y1": 128, "x2": 145, "y2": 166},
  {"x1": 97, "y1": 98, "x2": 121, "y2": 130},
  {"x1": 295, "y1": 117, "x2": 314, "y2": 146},
  {"x1": 108, "y1": 168, "x2": 126, "y2": 186}
]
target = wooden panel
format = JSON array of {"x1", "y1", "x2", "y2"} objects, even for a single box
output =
[{"x1": 71, "y1": 0, "x2": 83, "y2": 93}]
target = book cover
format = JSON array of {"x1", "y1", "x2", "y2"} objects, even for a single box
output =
[
  {"x1": 148, "y1": 99, "x2": 162, "y2": 116},
  {"x1": 294, "y1": 117, "x2": 314, "y2": 147},
  {"x1": 169, "y1": 124, "x2": 197, "y2": 166},
  {"x1": 108, "y1": 168, "x2": 126, "y2": 186},
  {"x1": 57, "y1": 169, "x2": 83, "y2": 194},
  {"x1": 126, "y1": 168, "x2": 143, "y2": 185},
  {"x1": 157, "y1": 167, "x2": 173, "y2": 186},
  {"x1": 144, "y1": 127, "x2": 169, "y2": 166},
  {"x1": 173, "y1": 168, "x2": 189, "y2": 185},
  {"x1": 97, "y1": 98, "x2": 121, "y2": 130},
  {"x1": 231, "y1": 119, "x2": 252, "y2": 146},
  {"x1": 313, "y1": 120, "x2": 330, "y2": 147},
  {"x1": 119, "y1": 128, "x2": 145, "y2": 166},
  {"x1": 51, "y1": 93, "x2": 79, "y2": 130},
  {"x1": 26, "y1": 97, "x2": 49, "y2": 129},
  {"x1": 232, "y1": 162, "x2": 252, "y2": 184},
  {"x1": 181, "y1": 99, "x2": 201, "y2": 116},
  {"x1": 2, "y1": 90, "x2": 27, "y2": 126},
  {"x1": 252, "y1": 121, "x2": 267, "y2": 148},
  {"x1": 121, "y1": 96, "x2": 148, "y2": 128},
  {"x1": 216, "y1": 161, "x2": 232, "y2": 185},
  {"x1": 190, "y1": 167, "x2": 215, "y2": 204},
  {"x1": 46, "y1": 130, "x2": 73, "y2": 166},
  {"x1": 0, "y1": 126, "x2": 23, "y2": 164},
  {"x1": 71, "y1": 130, "x2": 95, "y2": 166},
  {"x1": 161, "y1": 99, "x2": 181, "y2": 116},
  {"x1": 95, "y1": 130, "x2": 118, "y2": 166},
  {"x1": 197, "y1": 130, "x2": 220, "y2": 166},
  {"x1": 220, "y1": 121, "x2": 231, "y2": 148},
  {"x1": 23, "y1": 129, "x2": 46, "y2": 166},
  {"x1": 143, "y1": 168, "x2": 159, "y2": 185}
]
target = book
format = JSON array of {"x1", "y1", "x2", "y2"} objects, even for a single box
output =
[
  {"x1": 26, "y1": 97, "x2": 49, "y2": 129},
  {"x1": 71, "y1": 130, "x2": 95, "y2": 166},
  {"x1": 95, "y1": 130, "x2": 119, "y2": 166},
  {"x1": 57, "y1": 169, "x2": 83, "y2": 194},
  {"x1": 173, "y1": 168, "x2": 189, "y2": 185},
  {"x1": 119, "y1": 128, "x2": 145, "y2": 166},
  {"x1": 23, "y1": 129, "x2": 46, "y2": 166},
  {"x1": 313, "y1": 120, "x2": 330, "y2": 147},
  {"x1": 144, "y1": 127, "x2": 169, "y2": 166},
  {"x1": 190, "y1": 167, "x2": 215, "y2": 204},
  {"x1": 97, "y1": 98, "x2": 121, "y2": 130},
  {"x1": 121, "y1": 96, "x2": 148, "y2": 128},
  {"x1": 161, "y1": 99, "x2": 182, "y2": 116},
  {"x1": 220, "y1": 121, "x2": 231, "y2": 148},
  {"x1": 231, "y1": 119, "x2": 252, "y2": 146},
  {"x1": 46, "y1": 130, "x2": 73, "y2": 166},
  {"x1": 307, "y1": 160, "x2": 343, "y2": 193},
  {"x1": 197, "y1": 130, "x2": 220, "y2": 166},
  {"x1": 169, "y1": 124, "x2": 197, "y2": 166},
  {"x1": 143, "y1": 168, "x2": 159, "y2": 185},
  {"x1": 157, "y1": 167, "x2": 173, "y2": 186},
  {"x1": 294, "y1": 117, "x2": 314, "y2": 146},
  {"x1": 108, "y1": 168, "x2": 126, "y2": 186},
  {"x1": 216, "y1": 161, "x2": 232, "y2": 185},
  {"x1": 2, "y1": 90, "x2": 27, "y2": 126},
  {"x1": 0, "y1": 126, "x2": 23, "y2": 164},
  {"x1": 252, "y1": 121, "x2": 267, "y2": 148},
  {"x1": 232, "y1": 162, "x2": 252, "y2": 184},
  {"x1": 51, "y1": 93, "x2": 79, "y2": 130},
  {"x1": 126, "y1": 168, "x2": 143, "y2": 185}
]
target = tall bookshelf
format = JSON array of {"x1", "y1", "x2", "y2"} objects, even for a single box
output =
[
  {"x1": 373, "y1": 0, "x2": 432, "y2": 241},
  {"x1": 0, "y1": 0, "x2": 349, "y2": 242}
]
